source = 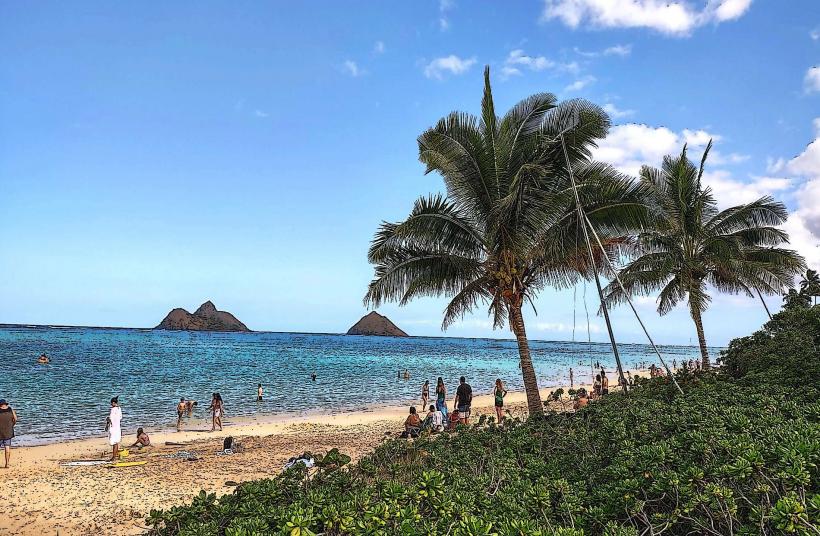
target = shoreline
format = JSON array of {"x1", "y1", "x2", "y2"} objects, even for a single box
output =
[{"x1": 1, "y1": 374, "x2": 636, "y2": 536}]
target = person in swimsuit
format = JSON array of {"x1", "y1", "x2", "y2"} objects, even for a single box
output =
[
  {"x1": 176, "y1": 398, "x2": 186, "y2": 430},
  {"x1": 37, "y1": 353, "x2": 49, "y2": 364},
  {"x1": 130, "y1": 427, "x2": 151, "y2": 448},
  {"x1": 0, "y1": 399, "x2": 18, "y2": 468},
  {"x1": 421, "y1": 380, "x2": 429, "y2": 411},
  {"x1": 435, "y1": 377, "x2": 448, "y2": 420},
  {"x1": 311, "y1": 372, "x2": 317, "y2": 382},
  {"x1": 106, "y1": 396, "x2": 122, "y2": 460},
  {"x1": 593, "y1": 374, "x2": 602, "y2": 398},
  {"x1": 209, "y1": 393, "x2": 224, "y2": 431},
  {"x1": 493, "y1": 379, "x2": 507, "y2": 423},
  {"x1": 601, "y1": 370, "x2": 609, "y2": 395},
  {"x1": 257, "y1": 383, "x2": 263, "y2": 402},
  {"x1": 185, "y1": 400, "x2": 197, "y2": 417}
]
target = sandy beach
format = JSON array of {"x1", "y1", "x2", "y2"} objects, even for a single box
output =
[{"x1": 2, "y1": 383, "x2": 599, "y2": 536}]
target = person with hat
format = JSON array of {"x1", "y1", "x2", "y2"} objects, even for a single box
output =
[
  {"x1": 0, "y1": 399, "x2": 17, "y2": 468},
  {"x1": 105, "y1": 396, "x2": 122, "y2": 460}
]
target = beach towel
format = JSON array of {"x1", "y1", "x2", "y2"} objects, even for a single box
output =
[{"x1": 284, "y1": 456, "x2": 315, "y2": 470}]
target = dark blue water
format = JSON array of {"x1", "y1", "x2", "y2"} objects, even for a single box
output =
[{"x1": 0, "y1": 326, "x2": 706, "y2": 444}]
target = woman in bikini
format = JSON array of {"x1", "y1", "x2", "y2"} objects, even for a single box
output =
[
  {"x1": 208, "y1": 393, "x2": 224, "y2": 432},
  {"x1": 493, "y1": 378, "x2": 507, "y2": 423},
  {"x1": 421, "y1": 380, "x2": 429, "y2": 411}
]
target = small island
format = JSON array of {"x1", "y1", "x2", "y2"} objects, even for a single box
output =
[
  {"x1": 346, "y1": 311, "x2": 408, "y2": 337},
  {"x1": 155, "y1": 301, "x2": 250, "y2": 332}
]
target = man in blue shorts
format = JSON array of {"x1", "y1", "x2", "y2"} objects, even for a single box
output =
[{"x1": 454, "y1": 376, "x2": 473, "y2": 425}]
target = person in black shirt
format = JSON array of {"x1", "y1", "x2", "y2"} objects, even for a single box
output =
[{"x1": 454, "y1": 376, "x2": 473, "y2": 424}]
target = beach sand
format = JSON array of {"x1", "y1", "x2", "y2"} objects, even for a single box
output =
[{"x1": 1, "y1": 374, "x2": 637, "y2": 536}]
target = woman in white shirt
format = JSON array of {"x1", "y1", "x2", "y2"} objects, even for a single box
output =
[{"x1": 106, "y1": 396, "x2": 122, "y2": 460}]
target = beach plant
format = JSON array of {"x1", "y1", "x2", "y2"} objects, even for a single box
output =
[
  {"x1": 603, "y1": 141, "x2": 804, "y2": 369},
  {"x1": 364, "y1": 66, "x2": 651, "y2": 415}
]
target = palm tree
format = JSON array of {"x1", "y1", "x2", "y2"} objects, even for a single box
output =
[
  {"x1": 364, "y1": 67, "x2": 651, "y2": 416},
  {"x1": 604, "y1": 142, "x2": 805, "y2": 369},
  {"x1": 799, "y1": 269, "x2": 820, "y2": 305}
]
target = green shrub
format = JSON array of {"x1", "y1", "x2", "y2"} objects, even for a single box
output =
[{"x1": 148, "y1": 313, "x2": 820, "y2": 535}]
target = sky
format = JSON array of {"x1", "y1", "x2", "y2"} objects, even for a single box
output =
[{"x1": 1, "y1": 1, "x2": 818, "y2": 347}]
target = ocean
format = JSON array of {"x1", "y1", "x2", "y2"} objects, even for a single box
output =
[{"x1": 0, "y1": 326, "x2": 709, "y2": 445}]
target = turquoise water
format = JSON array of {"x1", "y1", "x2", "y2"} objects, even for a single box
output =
[{"x1": 0, "y1": 326, "x2": 707, "y2": 445}]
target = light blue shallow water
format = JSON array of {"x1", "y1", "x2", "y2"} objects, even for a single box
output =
[{"x1": 0, "y1": 326, "x2": 709, "y2": 445}]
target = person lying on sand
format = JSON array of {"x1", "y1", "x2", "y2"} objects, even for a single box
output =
[{"x1": 130, "y1": 427, "x2": 150, "y2": 448}]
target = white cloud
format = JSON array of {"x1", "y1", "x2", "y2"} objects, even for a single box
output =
[
  {"x1": 811, "y1": 28, "x2": 820, "y2": 41},
  {"x1": 374, "y1": 41, "x2": 385, "y2": 54},
  {"x1": 564, "y1": 75, "x2": 596, "y2": 91},
  {"x1": 780, "y1": 137, "x2": 820, "y2": 266},
  {"x1": 805, "y1": 66, "x2": 820, "y2": 93},
  {"x1": 439, "y1": 17, "x2": 450, "y2": 31},
  {"x1": 535, "y1": 321, "x2": 602, "y2": 333},
  {"x1": 602, "y1": 103, "x2": 635, "y2": 119},
  {"x1": 501, "y1": 49, "x2": 580, "y2": 79},
  {"x1": 575, "y1": 44, "x2": 633, "y2": 57},
  {"x1": 438, "y1": 0, "x2": 453, "y2": 31},
  {"x1": 342, "y1": 60, "x2": 363, "y2": 77},
  {"x1": 813, "y1": 118, "x2": 820, "y2": 136},
  {"x1": 423, "y1": 55, "x2": 476, "y2": 79},
  {"x1": 253, "y1": 109, "x2": 268, "y2": 118},
  {"x1": 541, "y1": 0, "x2": 752, "y2": 36}
]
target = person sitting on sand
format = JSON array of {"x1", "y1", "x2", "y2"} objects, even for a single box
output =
[
  {"x1": 105, "y1": 396, "x2": 122, "y2": 460},
  {"x1": 447, "y1": 408, "x2": 461, "y2": 431},
  {"x1": 422, "y1": 404, "x2": 443, "y2": 433},
  {"x1": 37, "y1": 353, "x2": 49, "y2": 364},
  {"x1": 0, "y1": 399, "x2": 18, "y2": 468},
  {"x1": 574, "y1": 388, "x2": 589, "y2": 410},
  {"x1": 130, "y1": 427, "x2": 151, "y2": 449},
  {"x1": 403, "y1": 406, "x2": 421, "y2": 437},
  {"x1": 176, "y1": 398, "x2": 186, "y2": 430}
]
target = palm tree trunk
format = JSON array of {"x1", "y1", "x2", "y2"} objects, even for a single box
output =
[
  {"x1": 509, "y1": 303, "x2": 543, "y2": 416},
  {"x1": 756, "y1": 289, "x2": 772, "y2": 320},
  {"x1": 689, "y1": 303, "x2": 710, "y2": 369}
]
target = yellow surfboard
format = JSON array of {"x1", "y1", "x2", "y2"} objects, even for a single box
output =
[{"x1": 111, "y1": 461, "x2": 147, "y2": 468}]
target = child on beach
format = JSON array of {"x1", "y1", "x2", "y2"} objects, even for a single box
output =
[
  {"x1": 447, "y1": 408, "x2": 461, "y2": 431},
  {"x1": 176, "y1": 398, "x2": 186, "y2": 430}
]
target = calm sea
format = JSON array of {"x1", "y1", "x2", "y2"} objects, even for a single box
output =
[{"x1": 0, "y1": 326, "x2": 708, "y2": 445}]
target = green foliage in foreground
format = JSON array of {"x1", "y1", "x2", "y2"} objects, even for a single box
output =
[{"x1": 148, "y1": 309, "x2": 820, "y2": 536}]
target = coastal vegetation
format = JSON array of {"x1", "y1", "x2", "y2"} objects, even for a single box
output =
[
  {"x1": 146, "y1": 300, "x2": 820, "y2": 535},
  {"x1": 602, "y1": 142, "x2": 804, "y2": 369},
  {"x1": 364, "y1": 67, "x2": 651, "y2": 415}
]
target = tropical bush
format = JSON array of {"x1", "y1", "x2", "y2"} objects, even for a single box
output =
[{"x1": 147, "y1": 316, "x2": 820, "y2": 536}]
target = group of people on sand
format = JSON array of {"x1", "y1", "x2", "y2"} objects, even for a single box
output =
[{"x1": 404, "y1": 376, "x2": 509, "y2": 438}]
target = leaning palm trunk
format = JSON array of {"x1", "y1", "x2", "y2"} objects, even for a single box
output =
[
  {"x1": 689, "y1": 303, "x2": 710, "y2": 369},
  {"x1": 509, "y1": 301, "x2": 543, "y2": 415}
]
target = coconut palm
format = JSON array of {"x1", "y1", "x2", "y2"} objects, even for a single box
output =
[
  {"x1": 364, "y1": 67, "x2": 651, "y2": 416},
  {"x1": 604, "y1": 142, "x2": 805, "y2": 369},
  {"x1": 799, "y1": 269, "x2": 820, "y2": 305}
]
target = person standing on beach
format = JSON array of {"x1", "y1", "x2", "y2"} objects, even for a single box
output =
[
  {"x1": 176, "y1": 398, "x2": 186, "y2": 430},
  {"x1": 421, "y1": 380, "x2": 429, "y2": 410},
  {"x1": 569, "y1": 367, "x2": 574, "y2": 389},
  {"x1": 208, "y1": 393, "x2": 224, "y2": 432},
  {"x1": 257, "y1": 383, "x2": 263, "y2": 402},
  {"x1": 435, "y1": 377, "x2": 448, "y2": 420},
  {"x1": 493, "y1": 379, "x2": 507, "y2": 423},
  {"x1": 593, "y1": 374, "x2": 602, "y2": 398},
  {"x1": 601, "y1": 370, "x2": 609, "y2": 396},
  {"x1": 0, "y1": 399, "x2": 17, "y2": 468},
  {"x1": 454, "y1": 376, "x2": 473, "y2": 425},
  {"x1": 105, "y1": 396, "x2": 122, "y2": 460}
]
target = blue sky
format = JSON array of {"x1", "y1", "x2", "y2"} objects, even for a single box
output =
[{"x1": 1, "y1": 1, "x2": 818, "y2": 346}]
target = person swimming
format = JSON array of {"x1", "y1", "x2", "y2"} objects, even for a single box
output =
[{"x1": 37, "y1": 353, "x2": 49, "y2": 364}]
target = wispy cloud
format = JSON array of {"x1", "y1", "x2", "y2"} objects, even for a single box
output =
[
  {"x1": 373, "y1": 41, "x2": 385, "y2": 54},
  {"x1": 253, "y1": 109, "x2": 269, "y2": 118},
  {"x1": 811, "y1": 27, "x2": 820, "y2": 41},
  {"x1": 423, "y1": 54, "x2": 476, "y2": 80},
  {"x1": 603, "y1": 103, "x2": 635, "y2": 119},
  {"x1": 438, "y1": 0, "x2": 453, "y2": 31},
  {"x1": 501, "y1": 49, "x2": 579, "y2": 78},
  {"x1": 564, "y1": 75, "x2": 596, "y2": 92},
  {"x1": 542, "y1": 0, "x2": 752, "y2": 36},
  {"x1": 574, "y1": 44, "x2": 632, "y2": 58},
  {"x1": 342, "y1": 60, "x2": 364, "y2": 77},
  {"x1": 805, "y1": 66, "x2": 820, "y2": 93}
]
